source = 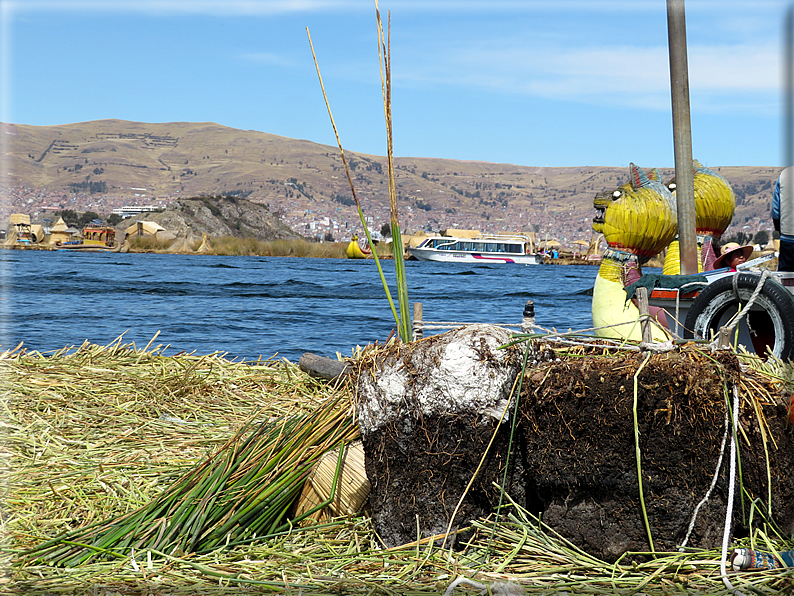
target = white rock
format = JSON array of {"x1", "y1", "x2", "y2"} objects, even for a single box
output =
[{"x1": 357, "y1": 324, "x2": 523, "y2": 435}]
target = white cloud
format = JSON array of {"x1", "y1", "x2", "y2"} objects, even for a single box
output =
[
  {"x1": 689, "y1": 44, "x2": 778, "y2": 92},
  {"x1": 6, "y1": 0, "x2": 787, "y2": 115},
  {"x1": 395, "y1": 36, "x2": 780, "y2": 115}
]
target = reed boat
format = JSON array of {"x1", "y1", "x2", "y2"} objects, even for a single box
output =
[
  {"x1": 590, "y1": 162, "x2": 794, "y2": 361},
  {"x1": 407, "y1": 232, "x2": 538, "y2": 264},
  {"x1": 81, "y1": 225, "x2": 116, "y2": 247},
  {"x1": 346, "y1": 235, "x2": 371, "y2": 259}
]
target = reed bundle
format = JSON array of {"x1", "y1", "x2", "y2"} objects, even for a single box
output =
[
  {"x1": 294, "y1": 440, "x2": 371, "y2": 523},
  {"x1": 3, "y1": 338, "x2": 356, "y2": 564},
  {"x1": 24, "y1": 393, "x2": 357, "y2": 566}
]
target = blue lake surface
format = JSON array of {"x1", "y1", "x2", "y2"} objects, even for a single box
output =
[{"x1": 1, "y1": 250, "x2": 601, "y2": 362}]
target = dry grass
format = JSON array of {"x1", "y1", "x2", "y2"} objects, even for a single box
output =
[
  {"x1": 126, "y1": 235, "x2": 178, "y2": 251},
  {"x1": 128, "y1": 235, "x2": 394, "y2": 259},
  {"x1": 2, "y1": 339, "x2": 330, "y2": 548},
  {"x1": 3, "y1": 338, "x2": 794, "y2": 595}
]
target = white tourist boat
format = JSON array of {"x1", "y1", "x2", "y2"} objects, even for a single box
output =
[{"x1": 407, "y1": 233, "x2": 538, "y2": 264}]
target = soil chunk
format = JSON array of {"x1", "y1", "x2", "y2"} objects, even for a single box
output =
[
  {"x1": 519, "y1": 346, "x2": 794, "y2": 561},
  {"x1": 356, "y1": 333, "x2": 794, "y2": 560},
  {"x1": 354, "y1": 324, "x2": 525, "y2": 548}
]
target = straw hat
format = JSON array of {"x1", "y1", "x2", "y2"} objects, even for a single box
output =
[{"x1": 714, "y1": 242, "x2": 753, "y2": 269}]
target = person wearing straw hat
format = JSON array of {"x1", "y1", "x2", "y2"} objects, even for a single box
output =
[
  {"x1": 773, "y1": 167, "x2": 794, "y2": 271},
  {"x1": 713, "y1": 242, "x2": 753, "y2": 271}
]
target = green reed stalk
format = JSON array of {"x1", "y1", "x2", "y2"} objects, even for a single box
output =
[
  {"x1": 307, "y1": 29, "x2": 408, "y2": 341},
  {"x1": 22, "y1": 394, "x2": 357, "y2": 565},
  {"x1": 633, "y1": 352, "x2": 655, "y2": 555},
  {"x1": 375, "y1": 2, "x2": 411, "y2": 341}
]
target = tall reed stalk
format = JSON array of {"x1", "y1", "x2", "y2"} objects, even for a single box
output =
[
  {"x1": 375, "y1": 2, "x2": 411, "y2": 342},
  {"x1": 306, "y1": 2, "x2": 412, "y2": 342}
]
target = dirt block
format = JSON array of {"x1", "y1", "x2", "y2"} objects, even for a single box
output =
[
  {"x1": 520, "y1": 348, "x2": 794, "y2": 562},
  {"x1": 354, "y1": 324, "x2": 525, "y2": 548}
]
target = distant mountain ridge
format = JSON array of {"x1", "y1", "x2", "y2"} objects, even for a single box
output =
[{"x1": 0, "y1": 119, "x2": 780, "y2": 240}]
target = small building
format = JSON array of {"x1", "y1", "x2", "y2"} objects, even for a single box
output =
[
  {"x1": 440, "y1": 229, "x2": 481, "y2": 239},
  {"x1": 402, "y1": 231, "x2": 431, "y2": 248},
  {"x1": 8, "y1": 214, "x2": 46, "y2": 244},
  {"x1": 124, "y1": 220, "x2": 176, "y2": 242},
  {"x1": 48, "y1": 217, "x2": 80, "y2": 245},
  {"x1": 30, "y1": 224, "x2": 46, "y2": 243},
  {"x1": 9, "y1": 213, "x2": 32, "y2": 243}
]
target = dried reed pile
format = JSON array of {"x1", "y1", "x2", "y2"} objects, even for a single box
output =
[
  {"x1": 127, "y1": 235, "x2": 394, "y2": 259},
  {"x1": 4, "y1": 338, "x2": 794, "y2": 595}
]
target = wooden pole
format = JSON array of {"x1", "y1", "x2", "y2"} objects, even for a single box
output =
[
  {"x1": 666, "y1": 0, "x2": 699, "y2": 275},
  {"x1": 635, "y1": 287, "x2": 653, "y2": 344},
  {"x1": 412, "y1": 302, "x2": 423, "y2": 340}
]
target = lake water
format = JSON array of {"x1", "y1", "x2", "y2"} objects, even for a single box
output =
[{"x1": 2, "y1": 250, "x2": 600, "y2": 362}]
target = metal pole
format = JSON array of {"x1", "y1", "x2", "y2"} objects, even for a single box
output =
[
  {"x1": 666, "y1": 0, "x2": 699, "y2": 275},
  {"x1": 785, "y1": 6, "x2": 793, "y2": 169}
]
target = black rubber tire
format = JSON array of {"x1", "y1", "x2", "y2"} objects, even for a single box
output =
[{"x1": 683, "y1": 273, "x2": 794, "y2": 361}]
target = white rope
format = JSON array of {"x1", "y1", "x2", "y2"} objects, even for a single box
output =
[
  {"x1": 537, "y1": 338, "x2": 639, "y2": 351},
  {"x1": 444, "y1": 576, "x2": 525, "y2": 596},
  {"x1": 720, "y1": 383, "x2": 746, "y2": 596},
  {"x1": 416, "y1": 315, "x2": 673, "y2": 350},
  {"x1": 415, "y1": 289, "x2": 691, "y2": 342},
  {"x1": 419, "y1": 322, "x2": 523, "y2": 330},
  {"x1": 679, "y1": 401, "x2": 730, "y2": 550},
  {"x1": 658, "y1": 282, "x2": 707, "y2": 341},
  {"x1": 444, "y1": 577, "x2": 487, "y2": 596}
]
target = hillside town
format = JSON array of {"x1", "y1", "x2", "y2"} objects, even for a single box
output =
[
  {"x1": 0, "y1": 180, "x2": 775, "y2": 250},
  {"x1": 0, "y1": 120, "x2": 780, "y2": 249}
]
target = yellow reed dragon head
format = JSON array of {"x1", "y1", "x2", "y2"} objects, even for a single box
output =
[
  {"x1": 665, "y1": 159, "x2": 735, "y2": 238},
  {"x1": 593, "y1": 163, "x2": 678, "y2": 260}
]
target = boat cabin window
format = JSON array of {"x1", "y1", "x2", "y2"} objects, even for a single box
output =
[{"x1": 421, "y1": 237, "x2": 528, "y2": 254}]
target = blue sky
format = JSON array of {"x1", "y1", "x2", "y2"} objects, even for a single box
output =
[{"x1": 0, "y1": 0, "x2": 790, "y2": 168}]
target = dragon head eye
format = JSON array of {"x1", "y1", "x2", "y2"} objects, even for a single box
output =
[
  {"x1": 612, "y1": 190, "x2": 622, "y2": 200},
  {"x1": 668, "y1": 182, "x2": 676, "y2": 191}
]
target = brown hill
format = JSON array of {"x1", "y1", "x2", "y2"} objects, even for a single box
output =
[
  {"x1": 146, "y1": 196, "x2": 303, "y2": 243},
  {"x1": 0, "y1": 119, "x2": 781, "y2": 242}
]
